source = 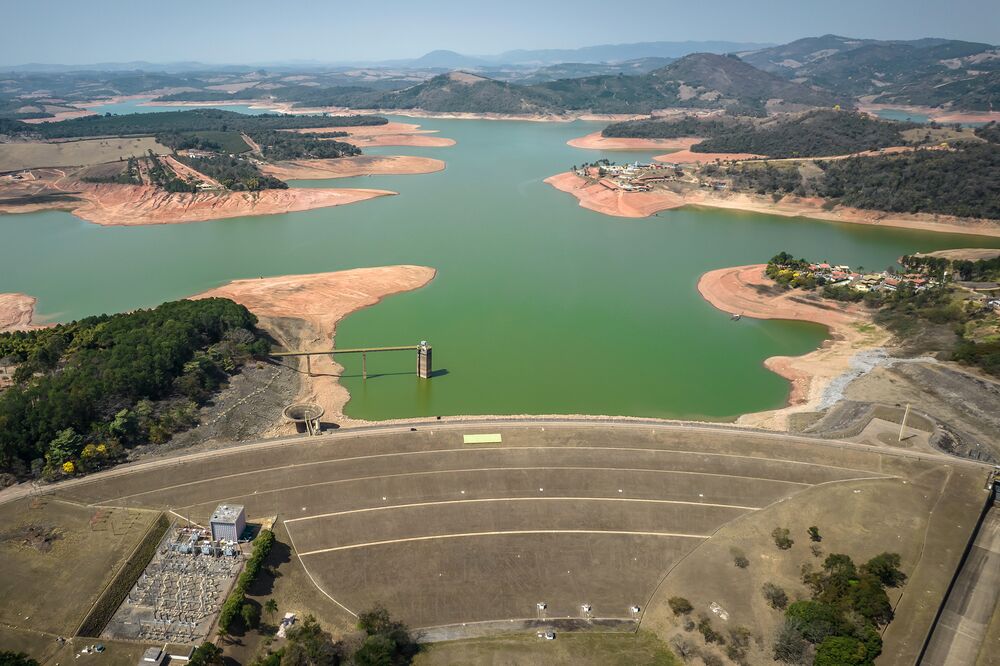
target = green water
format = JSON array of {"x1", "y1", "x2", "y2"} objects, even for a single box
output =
[{"x1": 3, "y1": 116, "x2": 999, "y2": 420}]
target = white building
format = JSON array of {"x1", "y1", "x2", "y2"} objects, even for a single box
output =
[{"x1": 210, "y1": 504, "x2": 246, "y2": 542}]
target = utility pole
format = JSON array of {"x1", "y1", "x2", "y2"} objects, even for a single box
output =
[{"x1": 898, "y1": 403, "x2": 911, "y2": 442}]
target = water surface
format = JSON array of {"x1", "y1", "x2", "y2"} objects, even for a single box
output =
[{"x1": 3, "y1": 115, "x2": 998, "y2": 420}]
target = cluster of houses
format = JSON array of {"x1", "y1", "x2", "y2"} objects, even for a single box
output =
[
  {"x1": 805, "y1": 262, "x2": 938, "y2": 293},
  {"x1": 575, "y1": 161, "x2": 681, "y2": 192}
]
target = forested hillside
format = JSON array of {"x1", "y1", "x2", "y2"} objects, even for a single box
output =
[
  {"x1": 0, "y1": 299, "x2": 270, "y2": 478},
  {"x1": 3, "y1": 109, "x2": 386, "y2": 140},
  {"x1": 693, "y1": 110, "x2": 913, "y2": 157},
  {"x1": 715, "y1": 143, "x2": 1000, "y2": 219}
]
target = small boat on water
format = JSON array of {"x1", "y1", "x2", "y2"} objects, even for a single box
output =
[{"x1": 731, "y1": 313, "x2": 742, "y2": 321}]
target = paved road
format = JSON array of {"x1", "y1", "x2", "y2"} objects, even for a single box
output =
[
  {"x1": 0, "y1": 416, "x2": 989, "y2": 508},
  {"x1": 921, "y1": 507, "x2": 1000, "y2": 665}
]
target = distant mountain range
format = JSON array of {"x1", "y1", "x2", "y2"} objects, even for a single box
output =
[
  {"x1": 2, "y1": 41, "x2": 775, "y2": 72},
  {"x1": 2, "y1": 36, "x2": 997, "y2": 116},
  {"x1": 289, "y1": 53, "x2": 846, "y2": 116}
]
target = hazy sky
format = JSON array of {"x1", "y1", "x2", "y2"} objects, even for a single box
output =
[{"x1": 3, "y1": 0, "x2": 998, "y2": 65}]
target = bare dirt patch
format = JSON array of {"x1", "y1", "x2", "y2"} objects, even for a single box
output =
[
  {"x1": 1, "y1": 522, "x2": 63, "y2": 552},
  {"x1": 260, "y1": 155, "x2": 445, "y2": 180}
]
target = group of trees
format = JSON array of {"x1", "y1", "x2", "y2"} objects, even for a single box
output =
[
  {"x1": 815, "y1": 142, "x2": 1000, "y2": 220},
  {"x1": 8, "y1": 109, "x2": 386, "y2": 140},
  {"x1": 250, "y1": 606, "x2": 419, "y2": 666},
  {"x1": 250, "y1": 130, "x2": 360, "y2": 162},
  {"x1": 176, "y1": 155, "x2": 287, "y2": 192},
  {"x1": 713, "y1": 142, "x2": 1000, "y2": 221},
  {"x1": 694, "y1": 110, "x2": 913, "y2": 158},
  {"x1": 0, "y1": 298, "x2": 269, "y2": 477},
  {"x1": 773, "y1": 552, "x2": 906, "y2": 665},
  {"x1": 601, "y1": 115, "x2": 743, "y2": 139},
  {"x1": 901, "y1": 253, "x2": 1000, "y2": 282},
  {"x1": 218, "y1": 530, "x2": 275, "y2": 634}
]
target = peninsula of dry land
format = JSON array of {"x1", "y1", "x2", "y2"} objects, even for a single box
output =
[
  {"x1": 193, "y1": 266, "x2": 437, "y2": 425},
  {"x1": 260, "y1": 155, "x2": 445, "y2": 180},
  {"x1": 697, "y1": 264, "x2": 889, "y2": 430}
]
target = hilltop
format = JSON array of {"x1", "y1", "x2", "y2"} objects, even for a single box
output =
[
  {"x1": 313, "y1": 54, "x2": 846, "y2": 116},
  {"x1": 740, "y1": 35, "x2": 999, "y2": 110}
]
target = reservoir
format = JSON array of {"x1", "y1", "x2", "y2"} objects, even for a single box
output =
[{"x1": 2, "y1": 110, "x2": 998, "y2": 420}]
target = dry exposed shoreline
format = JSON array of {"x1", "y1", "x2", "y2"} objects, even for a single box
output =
[
  {"x1": 544, "y1": 171, "x2": 1000, "y2": 237},
  {"x1": 697, "y1": 265, "x2": 889, "y2": 430},
  {"x1": 259, "y1": 155, "x2": 445, "y2": 180},
  {"x1": 0, "y1": 175, "x2": 395, "y2": 226},
  {"x1": 288, "y1": 121, "x2": 456, "y2": 148},
  {"x1": 0, "y1": 293, "x2": 44, "y2": 333},
  {"x1": 193, "y1": 266, "x2": 437, "y2": 425}
]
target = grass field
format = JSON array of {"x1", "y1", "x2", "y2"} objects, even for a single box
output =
[
  {"x1": 0, "y1": 497, "x2": 158, "y2": 637},
  {"x1": 11, "y1": 420, "x2": 987, "y2": 663},
  {"x1": 414, "y1": 630, "x2": 680, "y2": 665},
  {"x1": 0, "y1": 137, "x2": 170, "y2": 172}
]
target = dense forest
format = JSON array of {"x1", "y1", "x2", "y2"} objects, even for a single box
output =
[
  {"x1": 176, "y1": 155, "x2": 287, "y2": 191},
  {"x1": 0, "y1": 299, "x2": 269, "y2": 478},
  {"x1": 693, "y1": 111, "x2": 913, "y2": 158},
  {"x1": 601, "y1": 116, "x2": 743, "y2": 139},
  {"x1": 1, "y1": 109, "x2": 386, "y2": 140},
  {"x1": 251, "y1": 130, "x2": 360, "y2": 161},
  {"x1": 816, "y1": 143, "x2": 1000, "y2": 219},
  {"x1": 714, "y1": 143, "x2": 1000, "y2": 220}
]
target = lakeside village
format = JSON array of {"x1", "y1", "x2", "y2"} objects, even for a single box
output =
[
  {"x1": 572, "y1": 159, "x2": 719, "y2": 192},
  {"x1": 766, "y1": 251, "x2": 1000, "y2": 312}
]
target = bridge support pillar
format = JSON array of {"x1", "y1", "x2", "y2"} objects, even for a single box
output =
[{"x1": 417, "y1": 342, "x2": 432, "y2": 379}]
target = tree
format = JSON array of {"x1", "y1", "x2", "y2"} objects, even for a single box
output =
[
  {"x1": 762, "y1": 582, "x2": 789, "y2": 610},
  {"x1": 773, "y1": 621, "x2": 810, "y2": 664},
  {"x1": 282, "y1": 615, "x2": 339, "y2": 666},
  {"x1": 668, "y1": 596, "x2": 694, "y2": 615},
  {"x1": 264, "y1": 598, "x2": 279, "y2": 621},
  {"x1": 814, "y1": 636, "x2": 869, "y2": 666},
  {"x1": 863, "y1": 552, "x2": 907, "y2": 588},
  {"x1": 188, "y1": 642, "x2": 223, "y2": 666},
  {"x1": 0, "y1": 653, "x2": 39, "y2": 666},
  {"x1": 241, "y1": 601, "x2": 261, "y2": 630},
  {"x1": 808, "y1": 526, "x2": 822, "y2": 542},
  {"x1": 353, "y1": 635, "x2": 395, "y2": 666},
  {"x1": 785, "y1": 600, "x2": 848, "y2": 644},
  {"x1": 772, "y1": 527, "x2": 794, "y2": 550}
]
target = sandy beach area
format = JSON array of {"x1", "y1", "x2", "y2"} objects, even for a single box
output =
[
  {"x1": 544, "y1": 171, "x2": 1000, "y2": 236},
  {"x1": 697, "y1": 265, "x2": 889, "y2": 430},
  {"x1": 260, "y1": 155, "x2": 445, "y2": 180},
  {"x1": 567, "y1": 131, "x2": 702, "y2": 151},
  {"x1": 21, "y1": 108, "x2": 97, "y2": 124},
  {"x1": 193, "y1": 266, "x2": 436, "y2": 424},
  {"x1": 0, "y1": 293, "x2": 46, "y2": 333},
  {"x1": 287, "y1": 121, "x2": 456, "y2": 148}
]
